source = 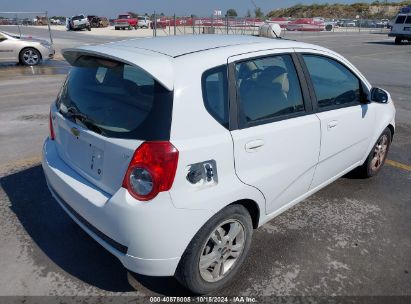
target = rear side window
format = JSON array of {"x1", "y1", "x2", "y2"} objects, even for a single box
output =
[
  {"x1": 302, "y1": 55, "x2": 361, "y2": 109},
  {"x1": 235, "y1": 54, "x2": 305, "y2": 125},
  {"x1": 395, "y1": 15, "x2": 406, "y2": 24},
  {"x1": 202, "y1": 66, "x2": 229, "y2": 128},
  {"x1": 56, "y1": 56, "x2": 173, "y2": 140}
]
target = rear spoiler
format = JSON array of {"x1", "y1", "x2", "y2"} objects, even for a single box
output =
[{"x1": 63, "y1": 44, "x2": 174, "y2": 91}]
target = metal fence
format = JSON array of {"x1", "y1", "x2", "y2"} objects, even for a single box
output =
[
  {"x1": 0, "y1": 11, "x2": 391, "y2": 41},
  {"x1": 151, "y1": 15, "x2": 266, "y2": 37},
  {"x1": 0, "y1": 11, "x2": 54, "y2": 43},
  {"x1": 149, "y1": 14, "x2": 391, "y2": 38}
]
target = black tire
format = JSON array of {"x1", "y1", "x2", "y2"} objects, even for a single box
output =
[
  {"x1": 175, "y1": 204, "x2": 253, "y2": 294},
  {"x1": 115, "y1": 27, "x2": 119, "y2": 30},
  {"x1": 355, "y1": 127, "x2": 392, "y2": 178},
  {"x1": 395, "y1": 37, "x2": 402, "y2": 45},
  {"x1": 87, "y1": 26, "x2": 91, "y2": 31},
  {"x1": 19, "y1": 47, "x2": 41, "y2": 66}
]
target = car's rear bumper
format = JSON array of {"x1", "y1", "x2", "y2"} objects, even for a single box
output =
[
  {"x1": 72, "y1": 23, "x2": 89, "y2": 29},
  {"x1": 114, "y1": 22, "x2": 130, "y2": 27},
  {"x1": 42, "y1": 138, "x2": 213, "y2": 276}
]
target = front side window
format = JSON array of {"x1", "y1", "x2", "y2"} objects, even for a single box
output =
[
  {"x1": 202, "y1": 66, "x2": 229, "y2": 128},
  {"x1": 302, "y1": 55, "x2": 361, "y2": 109},
  {"x1": 235, "y1": 54, "x2": 305, "y2": 125},
  {"x1": 395, "y1": 15, "x2": 406, "y2": 24},
  {"x1": 405, "y1": 16, "x2": 411, "y2": 24},
  {"x1": 0, "y1": 33, "x2": 6, "y2": 41},
  {"x1": 56, "y1": 56, "x2": 173, "y2": 140}
]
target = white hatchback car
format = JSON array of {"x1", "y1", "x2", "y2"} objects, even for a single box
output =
[{"x1": 42, "y1": 35, "x2": 395, "y2": 294}]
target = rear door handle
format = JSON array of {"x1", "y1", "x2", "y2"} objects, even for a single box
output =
[
  {"x1": 327, "y1": 120, "x2": 338, "y2": 130},
  {"x1": 245, "y1": 140, "x2": 265, "y2": 152}
]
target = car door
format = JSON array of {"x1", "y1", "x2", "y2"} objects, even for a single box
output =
[
  {"x1": 0, "y1": 33, "x2": 15, "y2": 62},
  {"x1": 296, "y1": 52, "x2": 376, "y2": 190},
  {"x1": 228, "y1": 50, "x2": 321, "y2": 215}
]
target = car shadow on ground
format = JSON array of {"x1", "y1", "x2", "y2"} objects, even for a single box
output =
[
  {"x1": 0, "y1": 164, "x2": 190, "y2": 295},
  {"x1": 128, "y1": 273, "x2": 193, "y2": 296},
  {"x1": 366, "y1": 41, "x2": 411, "y2": 46}
]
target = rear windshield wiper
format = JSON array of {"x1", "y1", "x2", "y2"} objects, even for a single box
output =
[{"x1": 63, "y1": 106, "x2": 106, "y2": 136}]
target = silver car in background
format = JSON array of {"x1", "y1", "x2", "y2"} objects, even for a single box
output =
[{"x1": 0, "y1": 31, "x2": 55, "y2": 66}]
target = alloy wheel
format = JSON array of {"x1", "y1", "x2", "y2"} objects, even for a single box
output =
[
  {"x1": 23, "y1": 49, "x2": 39, "y2": 65},
  {"x1": 199, "y1": 219, "x2": 245, "y2": 282},
  {"x1": 371, "y1": 134, "x2": 388, "y2": 171}
]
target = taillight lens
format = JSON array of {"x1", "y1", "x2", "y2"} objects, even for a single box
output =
[
  {"x1": 49, "y1": 111, "x2": 55, "y2": 140},
  {"x1": 122, "y1": 141, "x2": 179, "y2": 201}
]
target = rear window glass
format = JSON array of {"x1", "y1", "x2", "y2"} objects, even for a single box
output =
[
  {"x1": 395, "y1": 15, "x2": 406, "y2": 24},
  {"x1": 202, "y1": 66, "x2": 229, "y2": 129},
  {"x1": 56, "y1": 56, "x2": 173, "y2": 140},
  {"x1": 72, "y1": 15, "x2": 85, "y2": 21}
]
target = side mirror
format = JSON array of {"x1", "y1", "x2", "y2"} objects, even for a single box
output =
[{"x1": 370, "y1": 87, "x2": 389, "y2": 103}]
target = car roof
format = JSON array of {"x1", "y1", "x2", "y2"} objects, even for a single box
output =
[
  {"x1": 63, "y1": 35, "x2": 329, "y2": 91},
  {"x1": 110, "y1": 35, "x2": 302, "y2": 58}
]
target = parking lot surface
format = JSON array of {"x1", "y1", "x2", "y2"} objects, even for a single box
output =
[{"x1": 0, "y1": 29, "x2": 410, "y2": 298}]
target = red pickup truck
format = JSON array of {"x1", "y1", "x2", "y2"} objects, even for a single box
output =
[{"x1": 114, "y1": 13, "x2": 138, "y2": 30}]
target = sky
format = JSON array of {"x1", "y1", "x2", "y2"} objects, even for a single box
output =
[{"x1": 0, "y1": 0, "x2": 405, "y2": 18}]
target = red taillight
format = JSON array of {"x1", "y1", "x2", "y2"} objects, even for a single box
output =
[
  {"x1": 122, "y1": 141, "x2": 179, "y2": 201},
  {"x1": 49, "y1": 111, "x2": 55, "y2": 140}
]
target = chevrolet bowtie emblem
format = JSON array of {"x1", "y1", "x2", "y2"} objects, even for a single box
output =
[{"x1": 71, "y1": 127, "x2": 80, "y2": 137}]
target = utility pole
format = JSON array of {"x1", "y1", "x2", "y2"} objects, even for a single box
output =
[{"x1": 384, "y1": 0, "x2": 388, "y2": 19}]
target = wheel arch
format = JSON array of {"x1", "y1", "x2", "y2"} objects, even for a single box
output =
[
  {"x1": 388, "y1": 124, "x2": 395, "y2": 141},
  {"x1": 229, "y1": 199, "x2": 260, "y2": 229}
]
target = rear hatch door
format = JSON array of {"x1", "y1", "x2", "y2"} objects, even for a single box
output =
[{"x1": 52, "y1": 54, "x2": 173, "y2": 195}]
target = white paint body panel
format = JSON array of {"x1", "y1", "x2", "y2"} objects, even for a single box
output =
[
  {"x1": 230, "y1": 115, "x2": 320, "y2": 215},
  {"x1": 311, "y1": 105, "x2": 376, "y2": 189}
]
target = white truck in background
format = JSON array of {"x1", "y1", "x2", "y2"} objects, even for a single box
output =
[
  {"x1": 388, "y1": 6, "x2": 411, "y2": 44},
  {"x1": 66, "y1": 14, "x2": 91, "y2": 31}
]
